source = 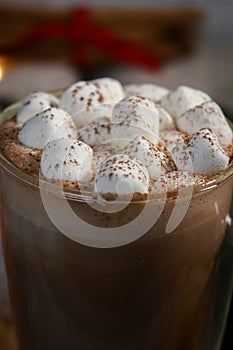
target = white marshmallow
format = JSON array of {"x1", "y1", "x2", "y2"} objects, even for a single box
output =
[
  {"x1": 124, "y1": 83, "x2": 169, "y2": 102},
  {"x1": 111, "y1": 122, "x2": 158, "y2": 145},
  {"x1": 157, "y1": 106, "x2": 175, "y2": 131},
  {"x1": 161, "y1": 85, "x2": 211, "y2": 118},
  {"x1": 16, "y1": 92, "x2": 59, "y2": 123},
  {"x1": 94, "y1": 154, "x2": 149, "y2": 195},
  {"x1": 73, "y1": 104, "x2": 113, "y2": 128},
  {"x1": 111, "y1": 96, "x2": 159, "y2": 142},
  {"x1": 176, "y1": 101, "x2": 233, "y2": 145},
  {"x1": 59, "y1": 81, "x2": 106, "y2": 120},
  {"x1": 18, "y1": 107, "x2": 77, "y2": 149},
  {"x1": 149, "y1": 171, "x2": 203, "y2": 193},
  {"x1": 172, "y1": 128, "x2": 229, "y2": 175},
  {"x1": 77, "y1": 117, "x2": 111, "y2": 147},
  {"x1": 92, "y1": 150, "x2": 111, "y2": 174},
  {"x1": 92, "y1": 77, "x2": 124, "y2": 103},
  {"x1": 94, "y1": 139, "x2": 130, "y2": 154},
  {"x1": 124, "y1": 136, "x2": 175, "y2": 178},
  {"x1": 160, "y1": 130, "x2": 188, "y2": 151},
  {"x1": 41, "y1": 138, "x2": 93, "y2": 182}
]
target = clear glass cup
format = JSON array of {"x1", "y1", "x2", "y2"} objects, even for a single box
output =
[{"x1": 0, "y1": 102, "x2": 233, "y2": 350}]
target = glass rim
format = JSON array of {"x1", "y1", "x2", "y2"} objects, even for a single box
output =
[{"x1": 1, "y1": 99, "x2": 233, "y2": 203}]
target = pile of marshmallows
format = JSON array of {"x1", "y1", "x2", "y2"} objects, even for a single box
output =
[{"x1": 17, "y1": 78, "x2": 232, "y2": 195}]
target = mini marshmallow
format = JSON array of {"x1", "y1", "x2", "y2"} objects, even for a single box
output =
[
  {"x1": 92, "y1": 77, "x2": 124, "y2": 103},
  {"x1": 157, "y1": 106, "x2": 175, "y2": 131},
  {"x1": 161, "y1": 85, "x2": 211, "y2": 119},
  {"x1": 124, "y1": 136, "x2": 175, "y2": 178},
  {"x1": 149, "y1": 171, "x2": 203, "y2": 193},
  {"x1": 94, "y1": 154, "x2": 149, "y2": 195},
  {"x1": 124, "y1": 83, "x2": 169, "y2": 103},
  {"x1": 73, "y1": 104, "x2": 113, "y2": 128},
  {"x1": 59, "y1": 81, "x2": 105, "y2": 120},
  {"x1": 16, "y1": 92, "x2": 59, "y2": 123},
  {"x1": 160, "y1": 130, "x2": 188, "y2": 151},
  {"x1": 18, "y1": 107, "x2": 77, "y2": 149},
  {"x1": 176, "y1": 101, "x2": 233, "y2": 145},
  {"x1": 111, "y1": 122, "x2": 159, "y2": 145},
  {"x1": 172, "y1": 128, "x2": 229, "y2": 175},
  {"x1": 94, "y1": 139, "x2": 130, "y2": 154},
  {"x1": 111, "y1": 96, "x2": 159, "y2": 142},
  {"x1": 41, "y1": 138, "x2": 93, "y2": 182},
  {"x1": 77, "y1": 117, "x2": 111, "y2": 147},
  {"x1": 92, "y1": 150, "x2": 111, "y2": 174}
]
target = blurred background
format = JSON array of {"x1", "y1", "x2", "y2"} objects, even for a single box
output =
[
  {"x1": 0, "y1": 0, "x2": 233, "y2": 349},
  {"x1": 0, "y1": 0, "x2": 233, "y2": 112}
]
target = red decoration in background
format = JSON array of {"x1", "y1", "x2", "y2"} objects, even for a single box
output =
[{"x1": 0, "y1": 7, "x2": 162, "y2": 70}]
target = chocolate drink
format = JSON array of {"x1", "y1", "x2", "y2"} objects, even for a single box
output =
[
  {"x1": 0, "y1": 80, "x2": 233, "y2": 350},
  {"x1": 1, "y1": 158, "x2": 232, "y2": 350}
]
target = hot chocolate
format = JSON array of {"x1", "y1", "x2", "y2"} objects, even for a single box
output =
[{"x1": 0, "y1": 79, "x2": 232, "y2": 350}]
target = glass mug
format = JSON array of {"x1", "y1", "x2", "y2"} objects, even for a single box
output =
[{"x1": 0, "y1": 102, "x2": 233, "y2": 350}]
